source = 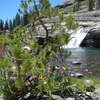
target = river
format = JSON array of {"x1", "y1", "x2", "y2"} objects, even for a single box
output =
[{"x1": 63, "y1": 48, "x2": 100, "y2": 77}]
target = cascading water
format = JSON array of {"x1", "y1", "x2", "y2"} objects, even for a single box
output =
[{"x1": 62, "y1": 26, "x2": 95, "y2": 48}]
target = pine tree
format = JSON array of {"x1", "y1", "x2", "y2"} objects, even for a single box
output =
[
  {"x1": 20, "y1": 16, "x2": 23, "y2": 25},
  {"x1": 0, "y1": 19, "x2": 4, "y2": 31},
  {"x1": 4, "y1": 20, "x2": 9, "y2": 30},
  {"x1": 19, "y1": 0, "x2": 29, "y2": 26},
  {"x1": 22, "y1": 11, "x2": 29, "y2": 26},
  {"x1": 13, "y1": 18, "x2": 16, "y2": 28},
  {"x1": 18, "y1": 0, "x2": 59, "y2": 39},
  {"x1": 39, "y1": 0, "x2": 51, "y2": 10},
  {"x1": 9, "y1": 20, "x2": 13, "y2": 30},
  {"x1": 15, "y1": 13, "x2": 21, "y2": 26}
]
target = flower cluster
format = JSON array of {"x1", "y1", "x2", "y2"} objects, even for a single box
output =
[
  {"x1": 55, "y1": 65, "x2": 69, "y2": 71},
  {"x1": 0, "y1": 43, "x2": 5, "y2": 56},
  {"x1": 0, "y1": 49, "x2": 5, "y2": 56}
]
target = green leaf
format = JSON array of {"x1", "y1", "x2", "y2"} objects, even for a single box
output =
[{"x1": 15, "y1": 77, "x2": 25, "y2": 89}]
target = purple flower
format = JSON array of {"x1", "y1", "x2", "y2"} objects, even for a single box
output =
[{"x1": 0, "y1": 49, "x2": 5, "y2": 56}]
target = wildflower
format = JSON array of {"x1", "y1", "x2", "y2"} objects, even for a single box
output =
[
  {"x1": 62, "y1": 66, "x2": 68, "y2": 70},
  {"x1": 48, "y1": 67, "x2": 51, "y2": 73},
  {"x1": 55, "y1": 66, "x2": 60, "y2": 70},
  {"x1": 85, "y1": 80, "x2": 94, "y2": 85},
  {"x1": 39, "y1": 76, "x2": 46, "y2": 80},
  {"x1": 0, "y1": 49, "x2": 5, "y2": 56},
  {"x1": 43, "y1": 81, "x2": 47, "y2": 84}
]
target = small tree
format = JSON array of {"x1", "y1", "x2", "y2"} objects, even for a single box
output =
[
  {"x1": 88, "y1": 0, "x2": 94, "y2": 11},
  {"x1": 0, "y1": 0, "x2": 80, "y2": 99},
  {"x1": 18, "y1": 0, "x2": 65, "y2": 40}
]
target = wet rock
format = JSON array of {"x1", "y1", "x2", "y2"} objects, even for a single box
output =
[
  {"x1": 0, "y1": 96, "x2": 4, "y2": 100},
  {"x1": 82, "y1": 25, "x2": 100, "y2": 48},
  {"x1": 9, "y1": 76, "x2": 16, "y2": 81},
  {"x1": 52, "y1": 95, "x2": 63, "y2": 100},
  {"x1": 95, "y1": 88, "x2": 100, "y2": 93},
  {"x1": 84, "y1": 69, "x2": 89, "y2": 72},
  {"x1": 88, "y1": 25, "x2": 100, "y2": 35},
  {"x1": 24, "y1": 93, "x2": 31, "y2": 99},
  {"x1": 75, "y1": 92, "x2": 92, "y2": 100},
  {"x1": 72, "y1": 60, "x2": 81, "y2": 65},
  {"x1": 65, "y1": 97, "x2": 75, "y2": 100},
  {"x1": 26, "y1": 75, "x2": 38, "y2": 86},
  {"x1": 86, "y1": 85, "x2": 95, "y2": 92},
  {"x1": 86, "y1": 92, "x2": 100, "y2": 100},
  {"x1": 94, "y1": 88, "x2": 100, "y2": 98},
  {"x1": 70, "y1": 73, "x2": 84, "y2": 78}
]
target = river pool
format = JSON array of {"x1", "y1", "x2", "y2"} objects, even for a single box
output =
[{"x1": 63, "y1": 48, "x2": 100, "y2": 77}]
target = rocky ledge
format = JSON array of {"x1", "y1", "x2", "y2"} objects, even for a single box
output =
[{"x1": 51, "y1": 87, "x2": 100, "y2": 100}]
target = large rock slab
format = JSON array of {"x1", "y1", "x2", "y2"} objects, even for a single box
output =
[{"x1": 56, "y1": 0, "x2": 75, "y2": 8}]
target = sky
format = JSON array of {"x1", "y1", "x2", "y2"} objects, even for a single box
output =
[{"x1": 0, "y1": 0, "x2": 64, "y2": 21}]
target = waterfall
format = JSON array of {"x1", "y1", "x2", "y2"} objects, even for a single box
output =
[{"x1": 62, "y1": 26, "x2": 94, "y2": 48}]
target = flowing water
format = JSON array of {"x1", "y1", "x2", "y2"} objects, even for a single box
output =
[
  {"x1": 62, "y1": 26, "x2": 93, "y2": 48},
  {"x1": 62, "y1": 25, "x2": 100, "y2": 48},
  {"x1": 64, "y1": 48, "x2": 100, "y2": 77},
  {"x1": 61, "y1": 25, "x2": 100, "y2": 77}
]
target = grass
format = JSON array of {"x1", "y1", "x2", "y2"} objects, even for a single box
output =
[{"x1": 69, "y1": 76, "x2": 100, "y2": 92}]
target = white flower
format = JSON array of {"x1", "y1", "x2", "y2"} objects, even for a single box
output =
[
  {"x1": 22, "y1": 46, "x2": 31, "y2": 51},
  {"x1": 85, "y1": 80, "x2": 93, "y2": 85},
  {"x1": 43, "y1": 81, "x2": 47, "y2": 84}
]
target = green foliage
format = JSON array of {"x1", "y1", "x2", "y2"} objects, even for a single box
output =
[
  {"x1": 15, "y1": 13, "x2": 21, "y2": 26},
  {"x1": 88, "y1": 0, "x2": 94, "y2": 11},
  {"x1": 0, "y1": 20, "x2": 4, "y2": 31},
  {"x1": 0, "y1": 21, "x2": 70, "y2": 99},
  {"x1": 22, "y1": 13, "x2": 29, "y2": 26},
  {"x1": 39, "y1": 0, "x2": 51, "y2": 10},
  {"x1": 0, "y1": 1, "x2": 99, "y2": 99},
  {"x1": 12, "y1": 18, "x2": 16, "y2": 28},
  {"x1": 15, "y1": 77, "x2": 25, "y2": 89},
  {"x1": 9, "y1": 20, "x2": 13, "y2": 30},
  {"x1": 4, "y1": 20, "x2": 9, "y2": 30},
  {"x1": 65, "y1": 16, "x2": 79, "y2": 30},
  {"x1": 0, "y1": 0, "x2": 80, "y2": 99},
  {"x1": 69, "y1": 77, "x2": 100, "y2": 92},
  {"x1": 37, "y1": 72, "x2": 71, "y2": 98},
  {"x1": 75, "y1": 0, "x2": 81, "y2": 11}
]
